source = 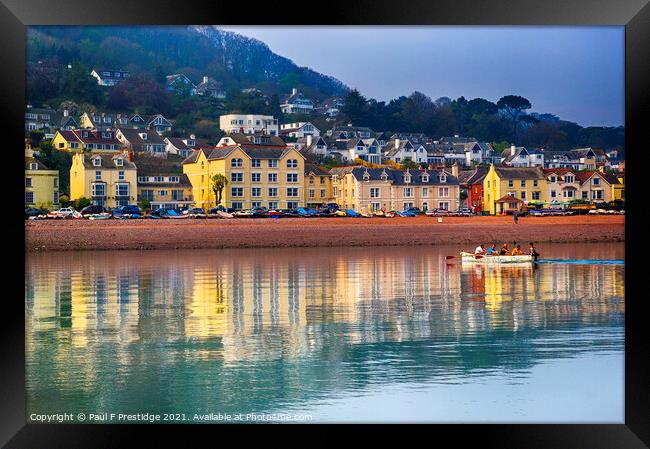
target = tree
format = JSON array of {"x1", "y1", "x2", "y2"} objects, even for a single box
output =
[
  {"x1": 107, "y1": 72, "x2": 171, "y2": 115},
  {"x1": 38, "y1": 141, "x2": 72, "y2": 194},
  {"x1": 58, "y1": 63, "x2": 103, "y2": 106},
  {"x1": 400, "y1": 158, "x2": 421, "y2": 170},
  {"x1": 73, "y1": 197, "x2": 91, "y2": 210},
  {"x1": 340, "y1": 89, "x2": 367, "y2": 125},
  {"x1": 497, "y1": 95, "x2": 532, "y2": 141},
  {"x1": 139, "y1": 198, "x2": 151, "y2": 211},
  {"x1": 211, "y1": 174, "x2": 229, "y2": 206}
]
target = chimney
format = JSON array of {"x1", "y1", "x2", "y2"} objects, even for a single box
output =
[
  {"x1": 598, "y1": 164, "x2": 605, "y2": 173},
  {"x1": 128, "y1": 151, "x2": 133, "y2": 162},
  {"x1": 203, "y1": 76, "x2": 209, "y2": 84},
  {"x1": 306, "y1": 134, "x2": 313, "y2": 147},
  {"x1": 63, "y1": 108, "x2": 69, "y2": 117},
  {"x1": 451, "y1": 162, "x2": 459, "y2": 178},
  {"x1": 510, "y1": 144, "x2": 516, "y2": 156},
  {"x1": 190, "y1": 134, "x2": 196, "y2": 140},
  {"x1": 394, "y1": 138, "x2": 401, "y2": 149},
  {"x1": 292, "y1": 87, "x2": 298, "y2": 96}
]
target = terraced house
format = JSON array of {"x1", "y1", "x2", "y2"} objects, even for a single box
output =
[
  {"x1": 304, "y1": 163, "x2": 334, "y2": 208},
  {"x1": 51, "y1": 129, "x2": 123, "y2": 152},
  {"x1": 330, "y1": 166, "x2": 460, "y2": 212},
  {"x1": 482, "y1": 165, "x2": 547, "y2": 215},
  {"x1": 70, "y1": 152, "x2": 137, "y2": 208},
  {"x1": 25, "y1": 141, "x2": 59, "y2": 208},
  {"x1": 182, "y1": 142, "x2": 306, "y2": 211},
  {"x1": 135, "y1": 154, "x2": 193, "y2": 210}
]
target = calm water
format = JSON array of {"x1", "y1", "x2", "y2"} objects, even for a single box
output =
[{"x1": 26, "y1": 243, "x2": 624, "y2": 423}]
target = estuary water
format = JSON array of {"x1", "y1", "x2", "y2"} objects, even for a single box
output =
[{"x1": 26, "y1": 243, "x2": 624, "y2": 423}]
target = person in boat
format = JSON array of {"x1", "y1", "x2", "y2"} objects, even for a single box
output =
[
  {"x1": 486, "y1": 244, "x2": 497, "y2": 256},
  {"x1": 511, "y1": 245, "x2": 523, "y2": 256},
  {"x1": 498, "y1": 243, "x2": 509, "y2": 255},
  {"x1": 528, "y1": 242, "x2": 540, "y2": 260},
  {"x1": 474, "y1": 244, "x2": 485, "y2": 255}
]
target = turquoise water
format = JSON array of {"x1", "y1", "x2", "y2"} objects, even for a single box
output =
[{"x1": 25, "y1": 243, "x2": 624, "y2": 423}]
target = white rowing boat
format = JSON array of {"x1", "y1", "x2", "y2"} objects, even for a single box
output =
[{"x1": 460, "y1": 252, "x2": 535, "y2": 264}]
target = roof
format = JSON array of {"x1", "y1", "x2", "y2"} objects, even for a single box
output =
[
  {"x1": 542, "y1": 168, "x2": 575, "y2": 176},
  {"x1": 332, "y1": 167, "x2": 459, "y2": 185},
  {"x1": 25, "y1": 157, "x2": 50, "y2": 170},
  {"x1": 132, "y1": 153, "x2": 185, "y2": 176},
  {"x1": 304, "y1": 163, "x2": 331, "y2": 176},
  {"x1": 458, "y1": 166, "x2": 488, "y2": 185},
  {"x1": 81, "y1": 152, "x2": 136, "y2": 170},
  {"x1": 183, "y1": 145, "x2": 301, "y2": 164},
  {"x1": 494, "y1": 166, "x2": 545, "y2": 180},
  {"x1": 117, "y1": 128, "x2": 166, "y2": 148},
  {"x1": 166, "y1": 137, "x2": 191, "y2": 150},
  {"x1": 281, "y1": 90, "x2": 313, "y2": 105},
  {"x1": 219, "y1": 132, "x2": 287, "y2": 147},
  {"x1": 384, "y1": 139, "x2": 415, "y2": 157},
  {"x1": 501, "y1": 146, "x2": 529, "y2": 163},
  {"x1": 138, "y1": 173, "x2": 191, "y2": 188}
]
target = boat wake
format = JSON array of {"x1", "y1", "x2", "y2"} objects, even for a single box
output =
[{"x1": 537, "y1": 259, "x2": 624, "y2": 265}]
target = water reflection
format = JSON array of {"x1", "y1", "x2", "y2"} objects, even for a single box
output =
[{"x1": 26, "y1": 243, "x2": 624, "y2": 422}]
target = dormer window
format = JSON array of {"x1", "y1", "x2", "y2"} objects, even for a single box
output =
[
  {"x1": 404, "y1": 173, "x2": 412, "y2": 183},
  {"x1": 82, "y1": 131, "x2": 89, "y2": 138},
  {"x1": 115, "y1": 158, "x2": 124, "y2": 167},
  {"x1": 422, "y1": 174, "x2": 429, "y2": 182},
  {"x1": 139, "y1": 133, "x2": 148, "y2": 140},
  {"x1": 30, "y1": 162, "x2": 38, "y2": 170},
  {"x1": 380, "y1": 172, "x2": 389, "y2": 182},
  {"x1": 102, "y1": 131, "x2": 111, "y2": 139},
  {"x1": 92, "y1": 158, "x2": 102, "y2": 167},
  {"x1": 440, "y1": 173, "x2": 447, "y2": 183},
  {"x1": 565, "y1": 175, "x2": 574, "y2": 183},
  {"x1": 362, "y1": 171, "x2": 370, "y2": 181}
]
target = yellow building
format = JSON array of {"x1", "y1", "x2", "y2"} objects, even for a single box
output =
[
  {"x1": 70, "y1": 151, "x2": 138, "y2": 208},
  {"x1": 52, "y1": 129, "x2": 124, "y2": 153},
  {"x1": 575, "y1": 171, "x2": 616, "y2": 203},
  {"x1": 609, "y1": 174, "x2": 625, "y2": 201},
  {"x1": 483, "y1": 165, "x2": 547, "y2": 215},
  {"x1": 182, "y1": 143, "x2": 306, "y2": 210},
  {"x1": 25, "y1": 142, "x2": 59, "y2": 209},
  {"x1": 304, "y1": 163, "x2": 334, "y2": 207},
  {"x1": 330, "y1": 166, "x2": 460, "y2": 212},
  {"x1": 133, "y1": 153, "x2": 193, "y2": 210}
]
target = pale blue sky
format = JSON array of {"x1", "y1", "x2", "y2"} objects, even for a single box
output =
[{"x1": 220, "y1": 26, "x2": 624, "y2": 127}]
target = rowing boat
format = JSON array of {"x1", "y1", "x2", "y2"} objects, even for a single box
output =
[{"x1": 460, "y1": 252, "x2": 535, "y2": 264}]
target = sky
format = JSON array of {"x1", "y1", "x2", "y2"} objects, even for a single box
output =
[{"x1": 219, "y1": 26, "x2": 624, "y2": 127}]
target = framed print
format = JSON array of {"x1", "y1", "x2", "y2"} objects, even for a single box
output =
[{"x1": 2, "y1": 0, "x2": 649, "y2": 446}]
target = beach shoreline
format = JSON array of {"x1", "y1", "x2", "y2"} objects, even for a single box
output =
[{"x1": 25, "y1": 215, "x2": 625, "y2": 252}]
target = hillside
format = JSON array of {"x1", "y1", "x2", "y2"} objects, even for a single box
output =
[{"x1": 27, "y1": 25, "x2": 348, "y2": 103}]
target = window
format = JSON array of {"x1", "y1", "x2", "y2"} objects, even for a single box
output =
[
  {"x1": 95, "y1": 171, "x2": 102, "y2": 180},
  {"x1": 549, "y1": 176, "x2": 556, "y2": 183},
  {"x1": 287, "y1": 201, "x2": 299, "y2": 210},
  {"x1": 508, "y1": 180, "x2": 514, "y2": 188},
  {"x1": 172, "y1": 190, "x2": 184, "y2": 201},
  {"x1": 563, "y1": 189, "x2": 575, "y2": 198},
  {"x1": 231, "y1": 187, "x2": 243, "y2": 197},
  {"x1": 333, "y1": 187, "x2": 338, "y2": 196},
  {"x1": 118, "y1": 171, "x2": 125, "y2": 180},
  {"x1": 370, "y1": 188, "x2": 380, "y2": 198},
  {"x1": 309, "y1": 189, "x2": 315, "y2": 198},
  {"x1": 231, "y1": 173, "x2": 243, "y2": 182},
  {"x1": 320, "y1": 189, "x2": 326, "y2": 198},
  {"x1": 268, "y1": 187, "x2": 278, "y2": 197},
  {"x1": 565, "y1": 175, "x2": 574, "y2": 183},
  {"x1": 251, "y1": 173, "x2": 261, "y2": 183},
  {"x1": 53, "y1": 178, "x2": 58, "y2": 188},
  {"x1": 438, "y1": 201, "x2": 449, "y2": 210},
  {"x1": 593, "y1": 177, "x2": 600, "y2": 186},
  {"x1": 251, "y1": 201, "x2": 262, "y2": 208},
  {"x1": 404, "y1": 187, "x2": 413, "y2": 197},
  {"x1": 582, "y1": 191, "x2": 588, "y2": 199},
  {"x1": 268, "y1": 160, "x2": 278, "y2": 168},
  {"x1": 592, "y1": 190, "x2": 603, "y2": 200},
  {"x1": 287, "y1": 188, "x2": 299, "y2": 197},
  {"x1": 371, "y1": 202, "x2": 381, "y2": 211},
  {"x1": 404, "y1": 174, "x2": 411, "y2": 183},
  {"x1": 232, "y1": 202, "x2": 243, "y2": 210},
  {"x1": 439, "y1": 187, "x2": 449, "y2": 197},
  {"x1": 532, "y1": 191, "x2": 540, "y2": 200},
  {"x1": 422, "y1": 174, "x2": 429, "y2": 182},
  {"x1": 520, "y1": 180, "x2": 526, "y2": 187},
  {"x1": 287, "y1": 159, "x2": 298, "y2": 168},
  {"x1": 422, "y1": 187, "x2": 428, "y2": 197},
  {"x1": 154, "y1": 176, "x2": 164, "y2": 182},
  {"x1": 25, "y1": 191, "x2": 34, "y2": 203},
  {"x1": 520, "y1": 191, "x2": 527, "y2": 200},
  {"x1": 231, "y1": 158, "x2": 243, "y2": 168},
  {"x1": 320, "y1": 176, "x2": 325, "y2": 184},
  {"x1": 93, "y1": 158, "x2": 102, "y2": 167},
  {"x1": 287, "y1": 173, "x2": 299, "y2": 183},
  {"x1": 533, "y1": 180, "x2": 538, "y2": 187},
  {"x1": 25, "y1": 178, "x2": 32, "y2": 187},
  {"x1": 487, "y1": 180, "x2": 490, "y2": 188},
  {"x1": 251, "y1": 159, "x2": 261, "y2": 168},
  {"x1": 251, "y1": 187, "x2": 261, "y2": 197},
  {"x1": 268, "y1": 173, "x2": 278, "y2": 183},
  {"x1": 439, "y1": 174, "x2": 446, "y2": 183},
  {"x1": 169, "y1": 176, "x2": 179, "y2": 183},
  {"x1": 141, "y1": 190, "x2": 153, "y2": 201},
  {"x1": 91, "y1": 183, "x2": 105, "y2": 197},
  {"x1": 269, "y1": 201, "x2": 278, "y2": 210},
  {"x1": 403, "y1": 202, "x2": 414, "y2": 210},
  {"x1": 53, "y1": 191, "x2": 59, "y2": 204},
  {"x1": 551, "y1": 190, "x2": 557, "y2": 198},
  {"x1": 309, "y1": 176, "x2": 315, "y2": 185},
  {"x1": 115, "y1": 184, "x2": 129, "y2": 197}
]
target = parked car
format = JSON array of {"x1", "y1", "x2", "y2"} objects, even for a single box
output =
[
  {"x1": 80, "y1": 205, "x2": 110, "y2": 217},
  {"x1": 426, "y1": 208, "x2": 450, "y2": 216},
  {"x1": 25, "y1": 207, "x2": 47, "y2": 218},
  {"x1": 113, "y1": 205, "x2": 142, "y2": 219},
  {"x1": 251, "y1": 207, "x2": 269, "y2": 218},
  {"x1": 405, "y1": 207, "x2": 421, "y2": 215},
  {"x1": 149, "y1": 208, "x2": 170, "y2": 219},
  {"x1": 184, "y1": 207, "x2": 207, "y2": 218},
  {"x1": 454, "y1": 208, "x2": 473, "y2": 216},
  {"x1": 48, "y1": 207, "x2": 80, "y2": 219}
]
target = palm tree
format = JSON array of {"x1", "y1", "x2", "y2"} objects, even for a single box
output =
[{"x1": 211, "y1": 174, "x2": 229, "y2": 207}]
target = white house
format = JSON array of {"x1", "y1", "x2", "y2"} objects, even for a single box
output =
[
  {"x1": 279, "y1": 122, "x2": 321, "y2": 139},
  {"x1": 383, "y1": 139, "x2": 428, "y2": 164},
  {"x1": 165, "y1": 135, "x2": 208, "y2": 158},
  {"x1": 280, "y1": 88, "x2": 314, "y2": 114},
  {"x1": 90, "y1": 69, "x2": 130, "y2": 86},
  {"x1": 501, "y1": 145, "x2": 544, "y2": 167},
  {"x1": 297, "y1": 135, "x2": 329, "y2": 157},
  {"x1": 219, "y1": 114, "x2": 279, "y2": 136}
]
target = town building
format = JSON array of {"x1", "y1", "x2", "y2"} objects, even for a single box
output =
[
  {"x1": 216, "y1": 132, "x2": 286, "y2": 148},
  {"x1": 164, "y1": 135, "x2": 209, "y2": 158},
  {"x1": 195, "y1": 76, "x2": 226, "y2": 99},
  {"x1": 25, "y1": 141, "x2": 59, "y2": 208},
  {"x1": 296, "y1": 135, "x2": 328, "y2": 158},
  {"x1": 482, "y1": 165, "x2": 547, "y2": 214},
  {"x1": 279, "y1": 122, "x2": 320, "y2": 139},
  {"x1": 182, "y1": 141, "x2": 305, "y2": 211},
  {"x1": 70, "y1": 151, "x2": 138, "y2": 208},
  {"x1": 90, "y1": 69, "x2": 130, "y2": 86},
  {"x1": 315, "y1": 97, "x2": 344, "y2": 120},
  {"x1": 383, "y1": 138, "x2": 428, "y2": 164},
  {"x1": 575, "y1": 170, "x2": 616, "y2": 203},
  {"x1": 52, "y1": 129, "x2": 124, "y2": 153},
  {"x1": 219, "y1": 114, "x2": 279, "y2": 136},
  {"x1": 280, "y1": 88, "x2": 314, "y2": 114},
  {"x1": 500, "y1": 145, "x2": 545, "y2": 167},
  {"x1": 327, "y1": 138, "x2": 382, "y2": 164},
  {"x1": 166, "y1": 74, "x2": 197, "y2": 96},
  {"x1": 304, "y1": 163, "x2": 334, "y2": 208},
  {"x1": 326, "y1": 124, "x2": 374, "y2": 139},
  {"x1": 457, "y1": 165, "x2": 488, "y2": 213},
  {"x1": 542, "y1": 168, "x2": 582, "y2": 206},
  {"x1": 25, "y1": 105, "x2": 78, "y2": 133},
  {"x1": 543, "y1": 148, "x2": 597, "y2": 170},
  {"x1": 134, "y1": 153, "x2": 193, "y2": 210},
  {"x1": 116, "y1": 128, "x2": 166, "y2": 155},
  {"x1": 330, "y1": 166, "x2": 460, "y2": 212}
]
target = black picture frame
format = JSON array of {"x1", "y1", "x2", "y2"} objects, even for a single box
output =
[{"x1": 3, "y1": 0, "x2": 648, "y2": 446}]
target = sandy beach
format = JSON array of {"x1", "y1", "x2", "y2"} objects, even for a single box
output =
[{"x1": 25, "y1": 215, "x2": 625, "y2": 252}]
